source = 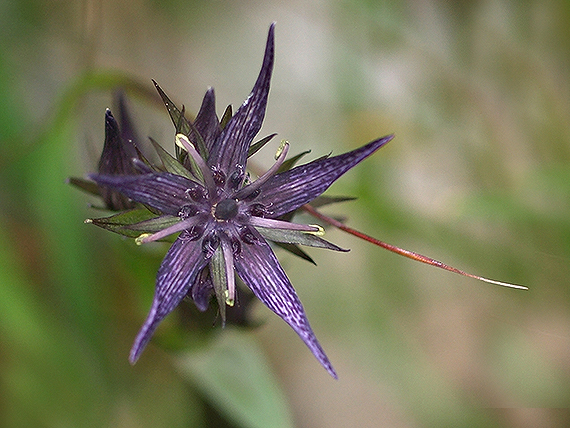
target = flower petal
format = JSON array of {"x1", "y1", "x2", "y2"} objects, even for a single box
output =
[
  {"x1": 234, "y1": 228, "x2": 337, "y2": 378},
  {"x1": 194, "y1": 87, "x2": 221, "y2": 152},
  {"x1": 191, "y1": 270, "x2": 213, "y2": 312},
  {"x1": 129, "y1": 236, "x2": 210, "y2": 363},
  {"x1": 207, "y1": 23, "x2": 275, "y2": 174},
  {"x1": 89, "y1": 172, "x2": 203, "y2": 215},
  {"x1": 97, "y1": 109, "x2": 139, "y2": 210},
  {"x1": 116, "y1": 92, "x2": 142, "y2": 150},
  {"x1": 98, "y1": 109, "x2": 138, "y2": 176},
  {"x1": 257, "y1": 135, "x2": 394, "y2": 217}
]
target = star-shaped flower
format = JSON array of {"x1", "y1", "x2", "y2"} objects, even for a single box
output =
[{"x1": 88, "y1": 24, "x2": 393, "y2": 378}]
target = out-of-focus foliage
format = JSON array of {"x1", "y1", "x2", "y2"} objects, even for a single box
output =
[{"x1": 1, "y1": 1, "x2": 569, "y2": 427}]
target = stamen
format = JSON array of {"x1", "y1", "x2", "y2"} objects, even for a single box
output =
[
  {"x1": 233, "y1": 142, "x2": 289, "y2": 200},
  {"x1": 135, "y1": 216, "x2": 202, "y2": 244},
  {"x1": 176, "y1": 134, "x2": 216, "y2": 195},
  {"x1": 248, "y1": 216, "x2": 320, "y2": 233},
  {"x1": 220, "y1": 238, "x2": 235, "y2": 305}
]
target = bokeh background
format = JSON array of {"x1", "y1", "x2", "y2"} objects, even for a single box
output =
[{"x1": 1, "y1": 0, "x2": 570, "y2": 427}]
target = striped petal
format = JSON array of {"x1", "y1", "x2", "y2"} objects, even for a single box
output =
[
  {"x1": 90, "y1": 172, "x2": 204, "y2": 216},
  {"x1": 129, "y1": 236, "x2": 210, "y2": 363},
  {"x1": 194, "y1": 87, "x2": 221, "y2": 152},
  {"x1": 207, "y1": 23, "x2": 275, "y2": 174},
  {"x1": 234, "y1": 228, "x2": 337, "y2": 378},
  {"x1": 256, "y1": 135, "x2": 393, "y2": 217}
]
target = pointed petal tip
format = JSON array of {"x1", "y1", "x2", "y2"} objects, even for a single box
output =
[
  {"x1": 128, "y1": 349, "x2": 139, "y2": 365},
  {"x1": 328, "y1": 365, "x2": 338, "y2": 379},
  {"x1": 105, "y1": 109, "x2": 118, "y2": 127},
  {"x1": 128, "y1": 311, "x2": 160, "y2": 366},
  {"x1": 376, "y1": 133, "x2": 395, "y2": 147}
]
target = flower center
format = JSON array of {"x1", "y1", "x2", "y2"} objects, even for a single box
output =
[{"x1": 214, "y1": 198, "x2": 239, "y2": 220}]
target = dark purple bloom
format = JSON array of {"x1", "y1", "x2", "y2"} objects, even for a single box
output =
[
  {"x1": 89, "y1": 24, "x2": 393, "y2": 378},
  {"x1": 98, "y1": 94, "x2": 142, "y2": 211}
]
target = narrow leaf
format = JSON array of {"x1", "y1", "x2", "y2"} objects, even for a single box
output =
[
  {"x1": 220, "y1": 104, "x2": 233, "y2": 130},
  {"x1": 274, "y1": 242, "x2": 316, "y2": 265},
  {"x1": 309, "y1": 195, "x2": 357, "y2": 208},
  {"x1": 277, "y1": 150, "x2": 311, "y2": 173},
  {"x1": 210, "y1": 246, "x2": 228, "y2": 325},
  {"x1": 86, "y1": 208, "x2": 158, "y2": 237},
  {"x1": 153, "y1": 80, "x2": 209, "y2": 159},
  {"x1": 255, "y1": 226, "x2": 348, "y2": 251},
  {"x1": 176, "y1": 330, "x2": 295, "y2": 428},
  {"x1": 153, "y1": 80, "x2": 192, "y2": 135},
  {"x1": 123, "y1": 214, "x2": 181, "y2": 232},
  {"x1": 149, "y1": 137, "x2": 193, "y2": 179},
  {"x1": 248, "y1": 133, "x2": 277, "y2": 158}
]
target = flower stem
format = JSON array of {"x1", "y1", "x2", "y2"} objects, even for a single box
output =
[{"x1": 302, "y1": 204, "x2": 527, "y2": 290}]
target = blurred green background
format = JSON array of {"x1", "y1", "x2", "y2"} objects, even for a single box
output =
[{"x1": 1, "y1": 0, "x2": 570, "y2": 427}]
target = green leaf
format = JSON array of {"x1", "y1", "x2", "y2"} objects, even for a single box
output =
[
  {"x1": 255, "y1": 226, "x2": 348, "y2": 251},
  {"x1": 149, "y1": 137, "x2": 193, "y2": 179},
  {"x1": 274, "y1": 242, "x2": 316, "y2": 265},
  {"x1": 309, "y1": 195, "x2": 357, "y2": 208},
  {"x1": 248, "y1": 133, "x2": 277, "y2": 158},
  {"x1": 153, "y1": 79, "x2": 193, "y2": 136},
  {"x1": 220, "y1": 104, "x2": 233, "y2": 130},
  {"x1": 153, "y1": 80, "x2": 209, "y2": 159},
  {"x1": 124, "y1": 214, "x2": 181, "y2": 232},
  {"x1": 175, "y1": 329, "x2": 295, "y2": 428},
  {"x1": 87, "y1": 208, "x2": 159, "y2": 237},
  {"x1": 277, "y1": 149, "x2": 310, "y2": 173},
  {"x1": 209, "y1": 246, "x2": 228, "y2": 325}
]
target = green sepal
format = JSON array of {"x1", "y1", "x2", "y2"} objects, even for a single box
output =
[
  {"x1": 86, "y1": 208, "x2": 160, "y2": 237},
  {"x1": 210, "y1": 246, "x2": 227, "y2": 326},
  {"x1": 67, "y1": 177, "x2": 101, "y2": 197},
  {"x1": 277, "y1": 150, "x2": 311, "y2": 173},
  {"x1": 122, "y1": 214, "x2": 181, "y2": 232},
  {"x1": 149, "y1": 137, "x2": 194, "y2": 179},
  {"x1": 274, "y1": 242, "x2": 316, "y2": 265},
  {"x1": 220, "y1": 104, "x2": 232, "y2": 130},
  {"x1": 255, "y1": 226, "x2": 348, "y2": 252},
  {"x1": 309, "y1": 195, "x2": 357, "y2": 208},
  {"x1": 181, "y1": 105, "x2": 209, "y2": 160},
  {"x1": 248, "y1": 133, "x2": 277, "y2": 158},
  {"x1": 153, "y1": 79, "x2": 192, "y2": 135},
  {"x1": 153, "y1": 80, "x2": 209, "y2": 160}
]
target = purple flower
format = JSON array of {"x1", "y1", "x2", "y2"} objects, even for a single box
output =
[{"x1": 89, "y1": 23, "x2": 393, "y2": 378}]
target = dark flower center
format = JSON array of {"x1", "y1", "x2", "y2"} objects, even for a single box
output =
[{"x1": 214, "y1": 198, "x2": 239, "y2": 220}]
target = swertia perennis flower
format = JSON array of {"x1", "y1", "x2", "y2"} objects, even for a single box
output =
[{"x1": 84, "y1": 23, "x2": 393, "y2": 379}]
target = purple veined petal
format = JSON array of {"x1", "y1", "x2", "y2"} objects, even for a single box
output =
[
  {"x1": 194, "y1": 88, "x2": 221, "y2": 152},
  {"x1": 97, "y1": 109, "x2": 140, "y2": 210},
  {"x1": 116, "y1": 92, "x2": 142, "y2": 151},
  {"x1": 98, "y1": 109, "x2": 137, "y2": 176},
  {"x1": 129, "y1": 235, "x2": 211, "y2": 363},
  {"x1": 207, "y1": 23, "x2": 275, "y2": 174},
  {"x1": 89, "y1": 172, "x2": 204, "y2": 216},
  {"x1": 256, "y1": 134, "x2": 394, "y2": 217},
  {"x1": 191, "y1": 270, "x2": 213, "y2": 312},
  {"x1": 234, "y1": 227, "x2": 338, "y2": 378}
]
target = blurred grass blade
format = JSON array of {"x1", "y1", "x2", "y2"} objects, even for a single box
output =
[{"x1": 176, "y1": 330, "x2": 295, "y2": 428}]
